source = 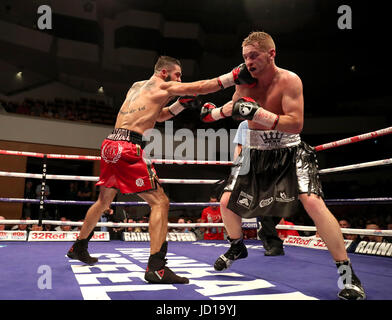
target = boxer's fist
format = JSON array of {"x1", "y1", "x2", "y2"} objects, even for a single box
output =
[
  {"x1": 232, "y1": 97, "x2": 260, "y2": 121},
  {"x1": 200, "y1": 102, "x2": 217, "y2": 123},
  {"x1": 218, "y1": 63, "x2": 257, "y2": 89},
  {"x1": 232, "y1": 97, "x2": 280, "y2": 129},
  {"x1": 178, "y1": 95, "x2": 202, "y2": 109},
  {"x1": 232, "y1": 63, "x2": 257, "y2": 86},
  {"x1": 168, "y1": 95, "x2": 201, "y2": 116}
]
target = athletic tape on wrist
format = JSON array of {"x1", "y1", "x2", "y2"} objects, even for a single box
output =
[
  {"x1": 211, "y1": 107, "x2": 226, "y2": 120},
  {"x1": 218, "y1": 72, "x2": 235, "y2": 89},
  {"x1": 168, "y1": 100, "x2": 185, "y2": 116}
]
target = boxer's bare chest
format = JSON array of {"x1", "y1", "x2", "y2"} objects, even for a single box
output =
[
  {"x1": 242, "y1": 79, "x2": 283, "y2": 115},
  {"x1": 237, "y1": 75, "x2": 286, "y2": 130}
]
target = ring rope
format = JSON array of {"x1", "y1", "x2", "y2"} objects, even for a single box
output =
[
  {"x1": 1, "y1": 126, "x2": 391, "y2": 164},
  {"x1": 318, "y1": 158, "x2": 392, "y2": 174},
  {"x1": 0, "y1": 219, "x2": 391, "y2": 237},
  {"x1": 0, "y1": 150, "x2": 232, "y2": 165},
  {"x1": 1, "y1": 197, "x2": 392, "y2": 206},
  {"x1": 1, "y1": 154, "x2": 391, "y2": 183},
  {"x1": 0, "y1": 172, "x2": 219, "y2": 184},
  {"x1": 314, "y1": 126, "x2": 392, "y2": 151}
]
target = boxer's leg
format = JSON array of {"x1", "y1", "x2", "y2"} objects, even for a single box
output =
[
  {"x1": 220, "y1": 191, "x2": 242, "y2": 239},
  {"x1": 300, "y1": 193, "x2": 365, "y2": 300},
  {"x1": 137, "y1": 184, "x2": 169, "y2": 255},
  {"x1": 67, "y1": 186, "x2": 117, "y2": 265},
  {"x1": 138, "y1": 184, "x2": 188, "y2": 284},
  {"x1": 78, "y1": 186, "x2": 118, "y2": 239},
  {"x1": 214, "y1": 192, "x2": 248, "y2": 271},
  {"x1": 299, "y1": 194, "x2": 347, "y2": 261}
]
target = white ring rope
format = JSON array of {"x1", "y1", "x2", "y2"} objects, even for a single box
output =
[
  {"x1": 319, "y1": 158, "x2": 392, "y2": 174},
  {"x1": 1, "y1": 156, "x2": 391, "y2": 183},
  {"x1": 0, "y1": 219, "x2": 391, "y2": 237},
  {"x1": 0, "y1": 171, "x2": 219, "y2": 184}
]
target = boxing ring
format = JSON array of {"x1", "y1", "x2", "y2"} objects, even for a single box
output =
[{"x1": 1, "y1": 126, "x2": 392, "y2": 301}]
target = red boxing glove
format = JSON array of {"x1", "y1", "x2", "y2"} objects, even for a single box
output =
[{"x1": 200, "y1": 103, "x2": 227, "y2": 123}]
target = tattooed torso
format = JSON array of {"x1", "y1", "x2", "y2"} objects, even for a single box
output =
[{"x1": 114, "y1": 77, "x2": 173, "y2": 135}]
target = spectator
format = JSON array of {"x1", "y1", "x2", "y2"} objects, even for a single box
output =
[
  {"x1": 100, "y1": 208, "x2": 113, "y2": 232},
  {"x1": 364, "y1": 221, "x2": 384, "y2": 243},
  {"x1": 36, "y1": 183, "x2": 50, "y2": 200},
  {"x1": 108, "y1": 216, "x2": 126, "y2": 240},
  {"x1": 74, "y1": 219, "x2": 84, "y2": 231},
  {"x1": 276, "y1": 218, "x2": 300, "y2": 240},
  {"x1": 140, "y1": 216, "x2": 149, "y2": 232},
  {"x1": 77, "y1": 181, "x2": 92, "y2": 201},
  {"x1": 386, "y1": 223, "x2": 392, "y2": 243},
  {"x1": 62, "y1": 221, "x2": 72, "y2": 232},
  {"x1": 133, "y1": 222, "x2": 142, "y2": 233},
  {"x1": 16, "y1": 102, "x2": 30, "y2": 115},
  {"x1": 77, "y1": 182, "x2": 92, "y2": 218},
  {"x1": 30, "y1": 101, "x2": 43, "y2": 117},
  {"x1": 11, "y1": 217, "x2": 31, "y2": 231},
  {"x1": 175, "y1": 217, "x2": 186, "y2": 233},
  {"x1": 64, "y1": 182, "x2": 79, "y2": 219},
  {"x1": 193, "y1": 218, "x2": 204, "y2": 240},
  {"x1": 31, "y1": 224, "x2": 43, "y2": 231},
  {"x1": 126, "y1": 218, "x2": 135, "y2": 232},
  {"x1": 185, "y1": 219, "x2": 194, "y2": 234},
  {"x1": 243, "y1": 228, "x2": 257, "y2": 240},
  {"x1": 22, "y1": 180, "x2": 35, "y2": 219},
  {"x1": 339, "y1": 219, "x2": 359, "y2": 242},
  {"x1": 55, "y1": 217, "x2": 67, "y2": 231},
  {"x1": 201, "y1": 196, "x2": 224, "y2": 240}
]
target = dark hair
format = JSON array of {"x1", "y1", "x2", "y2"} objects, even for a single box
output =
[{"x1": 154, "y1": 56, "x2": 181, "y2": 73}]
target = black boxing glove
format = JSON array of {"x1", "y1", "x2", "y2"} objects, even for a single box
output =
[
  {"x1": 179, "y1": 95, "x2": 202, "y2": 109},
  {"x1": 168, "y1": 95, "x2": 201, "y2": 116},
  {"x1": 232, "y1": 97, "x2": 280, "y2": 129},
  {"x1": 218, "y1": 63, "x2": 257, "y2": 89},
  {"x1": 200, "y1": 102, "x2": 228, "y2": 123}
]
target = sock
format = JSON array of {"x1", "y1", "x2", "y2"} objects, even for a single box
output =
[
  {"x1": 228, "y1": 236, "x2": 243, "y2": 245},
  {"x1": 86, "y1": 230, "x2": 95, "y2": 241},
  {"x1": 147, "y1": 241, "x2": 168, "y2": 271}
]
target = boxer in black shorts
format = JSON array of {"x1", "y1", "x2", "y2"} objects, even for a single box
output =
[{"x1": 200, "y1": 31, "x2": 365, "y2": 300}]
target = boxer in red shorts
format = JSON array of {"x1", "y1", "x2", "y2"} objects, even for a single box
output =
[{"x1": 66, "y1": 55, "x2": 257, "y2": 284}]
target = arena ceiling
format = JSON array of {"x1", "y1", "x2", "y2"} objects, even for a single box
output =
[{"x1": 0, "y1": 0, "x2": 390, "y2": 119}]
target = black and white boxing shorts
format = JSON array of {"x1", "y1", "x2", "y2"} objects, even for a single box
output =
[{"x1": 225, "y1": 129, "x2": 324, "y2": 218}]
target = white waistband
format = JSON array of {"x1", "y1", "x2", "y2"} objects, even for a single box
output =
[{"x1": 245, "y1": 130, "x2": 301, "y2": 150}]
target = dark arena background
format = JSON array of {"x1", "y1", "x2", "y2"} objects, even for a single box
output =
[{"x1": 0, "y1": 0, "x2": 391, "y2": 314}]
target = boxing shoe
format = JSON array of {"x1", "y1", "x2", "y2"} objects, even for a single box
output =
[
  {"x1": 67, "y1": 238, "x2": 98, "y2": 265},
  {"x1": 145, "y1": 262, "x2": 189, "y2": 284},
  {"x1": 145, "y1": 241, "x2": 189, "y2": 284},
  {"x1": 336, "y1": 260, "x2": 366, "y2": 300},
  {"x1": 214, "y1": 237, "x2": 248, "y2": 271},
  {"x1": 264, "y1": 246, "x2": 285, "y2": 256}
]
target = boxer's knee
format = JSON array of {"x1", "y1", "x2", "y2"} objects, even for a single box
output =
[
  {"x1": 151, "y1": 188, "x2": 170, "y2": 212},
  {"x1": 299, "y1": 193, "x2": 329, "y2": 219},
  {"x1": 300, "y1": 193, "x2": 320, "y2": 210},
  {"x1": 220, "y1": 192, "x2": 231, "y2": 211}
]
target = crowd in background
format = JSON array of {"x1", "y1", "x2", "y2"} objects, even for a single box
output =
[{"x1": 0, "y1": 97, "x2": 116, "y2": 126}]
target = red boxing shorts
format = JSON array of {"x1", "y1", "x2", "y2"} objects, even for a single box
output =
[{"x1": 96, "y1": 128, "x2": 159, "y2": 194}]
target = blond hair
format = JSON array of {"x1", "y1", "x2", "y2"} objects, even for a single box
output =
[{"x1": 242, "y1": 31, "x2": 276, "y2": 52}]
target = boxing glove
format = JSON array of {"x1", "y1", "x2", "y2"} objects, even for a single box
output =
[
  {"x1": 218, "y1": 63, "x2": 257, "y2": 89},
  {"x1": 168, "y1": 95, "x2": 201, "y2": 116},
  {"x1": 232, "y1": 97, "x2": 280, "y2": 129},
  {"x1": 200, "y1": 102, "x2": 227, "y2": 123}
]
